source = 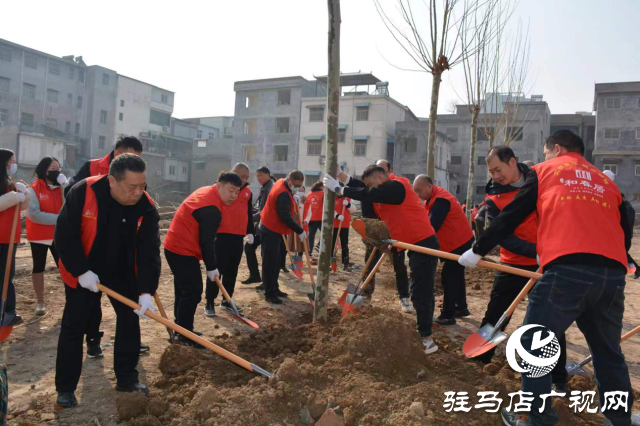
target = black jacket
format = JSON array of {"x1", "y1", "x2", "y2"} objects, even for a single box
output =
[
  {"x1": 55, "y1": 175, "x2": 161, "y2": 295},
  {"x1": 65, "y1": 151, "x2": 115, "y2": 197},
  {"x1": 253, "y1": 179, "x2": 274, "y2": 224},
  {"x1": 344, "y1": 176, "x2": 405, "y2": 213}
]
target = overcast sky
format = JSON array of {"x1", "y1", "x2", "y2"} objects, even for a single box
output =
[{"x1": 3, "y1": 0, "x2": 639, "y2": 119}]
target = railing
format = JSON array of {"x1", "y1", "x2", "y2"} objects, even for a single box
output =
[{"x1": 19, "y1": 121, "x2": 88, "y2": 145}]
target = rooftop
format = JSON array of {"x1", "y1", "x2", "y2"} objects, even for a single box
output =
[{"x1": 315, "y1": 72, "x2": 381, "y2": 87}]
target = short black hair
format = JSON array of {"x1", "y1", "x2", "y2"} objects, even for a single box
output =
[
  {"x1": 545, "y1": 130, "x2": 584, "y2": 155},
  {"x1": 34, "y1": 157, "x2": 60, "y2": 181},
  {"x1": 362, "y1": 165, "x2": 386, "y2": 179},
  {"x1": 486, "y1": 145, "x2": 516, "y2": 164},
  {"x1": 288, "y1": 170, "x2": 304, "y2": 182},
  {"x1": 217, "y1": 171, "x2": 242, "y2": 187},
  {"x1": 115, "y1": 136, "x2": 143, "y2": 153},
  {"x1": 109, "y1": 153, "x2": 147, "y2": 181},
  {"x1": 256, "y1": 166, "x2": 271, "y2": 175},
  {"x1": 376, "y1": 159, "x2": 392, "y2": 172}
]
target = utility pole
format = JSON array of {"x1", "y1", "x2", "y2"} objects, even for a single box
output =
[{"x1": 314, "y1": 0, "x2": 341, "y2": 322}]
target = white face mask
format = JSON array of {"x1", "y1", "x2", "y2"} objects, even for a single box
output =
[
  {"x1": 291, "y1": 186, "x2": 301, "y2": 194},
  {"x1": 8, "y1": 164, "x2": 17, "y2": 176}
]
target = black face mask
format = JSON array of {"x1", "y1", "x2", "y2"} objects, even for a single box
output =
[{"x1": 47, "y1": 170, "x2": 60, "y2": 186}]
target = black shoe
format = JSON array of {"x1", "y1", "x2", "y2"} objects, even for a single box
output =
[
  {"x1": 635, "y1": 272, "x2": 640, "y2": 280},
  {"x1": 241, "y1": 276, "x2": 262, "y2": 285},
  {"x1": 500, "y1": 408, "x2": 528, "y2": 425},
  {"x1": 266, "y1": 295, "x2": 283, "y2": 305},
  {"x1": 178, "y1": 334, "x2": 205, "y2": 349},
  {"x1": 276, "y1": 290, "x2": 289, "y2": 298},
  {"x1": 434, "y1": 316, "x2": 457, "y2": 326},
  {"x1": 256, "y1": 284, "x2": 265, "y2": 291},
  {"x1": 115, "y1": 382, "x2": 149, "y2": 396},
  {"x1": 204, "y1": 301, "x2": 216, "y2": 317},
  {"x1": 552, "y1": 382, "x2": 568, "y2": 393},
  {"x1": 139, "y1": 343, "x2": 150, "y2": 353},
  {"x1": 454, "y1": 308, "x2": 471, "y2": 318},
  {"x1": 56, "y1": 392, "x2": 77, "y2": 408},
  {"x1": 87, "y1": 339, "x2": 103, "y2": 359},
  {"x1": 3, "y1": 312, "x2": 23, "y2": 326},
  {"x1": 221, "y1": 300, "x2": 243, "y2": 313},
  {"x1": 281, "y1": 267, "x2": 290, "y2": 273}
]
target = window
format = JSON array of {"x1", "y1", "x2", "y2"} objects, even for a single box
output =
[
  {"x1": 161, "y1": 93, "x2": 168, "y2": 104},
  {"x1": 278, "y1": 89, "x2": 291, "y2": 106},
  {"x1": 451, "y1": 155, "x2": 462, "y2": 165},
  {"x1": 604, "y1": 129, "x2": 620, "y2": 139},
  {"x1": 75, "y1": 123, "x2": 80, "y2": 135},
  {"x1": 242, "y1": 145, "x2": 256, "y2": 161},
  {"x1": 636, "y1": 165, "x2": 640, "y2": 176},
  {"x1": 309, "y1": 108, "x2": 324, "y2": 122},
  {"x1": 25, "y1": 55, "x2": 38, "y2": 69},
  {"x1": 67, "y1": 93, "x2": 73, "y2": 107},
  {"x1": 68, "y1": 67, "x2": 74, "y2": 79},
  {"x1": 603, "y1": 164, "x2": 618, "y2": 175},
  {"x1": 47, "y1": 89, "x2": 59, "y2": 104},
  {"x1": 307, "y1": 141, "x2": 322, "y2": 156},
  {"x1": 355, "y1": 140, "x2": 367, "y2": 156},
  {"x1": 197, "y1": 140, "x2": 207, "y2": 148},
  {"x1": 49, "y1": 62, "x2": 60, "y2": 76},
  {"x1": 636, "y1": 128, "x2": 640, "y2": 140},
  {"x1": 446, "y1": 127, "x2": 458, "y2": 141},
  {"x1": 507, "y1": 127, "x2": 523, "y2": 141},
  {"x1": 182, "y1": 166, "x2": 187, "y2": 174},
  {"x1": 100, "y1": 110, "x2": 107, "y2": 124},
  {"x1": 245, "y1": 93, "x2": 258, "y2": 108},
  {"x1": 339, "y1": 129, "x2": 346, "y2": 143},
  {"x1": 477, "y1": 127, "x2": 493, "y2": 141},
  {"x1": 208, "y1": 132, "x2": 214, "y2": 139},
  {"x1": 0, "y1": 77, "x2": 9, "y2": 93},
  {"x1": 169, "y1": 165, "x2": 176, "y2": 176},
  {"x1": 45, "y1": 118, "x2": 57, "y2": 129},
  {"x1": 23, "y1": 83, "x2": 36, "y2": 99},
  {"x1": 196, "y1": 162, "x2": 206, "y2": 170},
  {"x1": 65, "y1": 121, "x2": 71, "y2": 133},
  {"x1": 0, "y1": 46, "x2": 11, "y2": 62},
  {"x1": 120, "y1": 100, "x2": 125, "y2": 107},
  {"x1": 98, "y1": 136, "x2": 105, "y2": 149},
  {"x1": 21, "y1": 112, "x2": 34, "y2": 127},
  {"x1": 0, "y1": 109, "x2": 8, "y2": 127},
  {"x1": 197, "y1": 130, "x2": 202, "y2": 139},
  {"x1": 149, "y1": 109, "x2": 171, "y2": 126},
  {"x1": 305, "y1": 175, "x2": 318, "y2": 187},
  {"x1": 243, "y1": 118, "x2": 257, "y2": 135},
  {"x1": 456, "y1": 185, "x2": 461, "y2": 194},
  {"x1": 77, "y1": 96, "x2": 83, "y2": 109},
  {"x1": 274, "y1": 145, "x2": 288, "y2": 161},
  {"x1": 606, "y1": 98, "x2": 621, "y2": 109},
  {"x1": 119, "y1": 112, "x2": 123, "y2": 121},
  {"x1": 404, "y1": 138, "x2": 417, "y2": 153},
  {"x1": 276, "y1": 117, "x2": 290, "y2": 134},
  {"x1": 477, "y1": 156, "x2": 486, "y2": 165},
  {"x1": 403, "y1": 174, "x2": 416, "y2": 182},
  {"x1": 102, "y1": 73, "x2": 109, "y2": 86},
  {"x1": 356, "y1": 106, "x2": 369, "y2": 121},
  {"x1": 476, "y1": 185, "x2": 485, "y2": 195},
  {"x1": 79, "y1": 70, "x2": 85, "y2": 83}
]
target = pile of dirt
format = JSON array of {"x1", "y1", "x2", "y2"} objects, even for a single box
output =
[
  {"x1": 157, "y1": 206, "x2": 177, "y2": 231},
  {"x1": 361, "y1": 219, "x2": 390, "y2": 242},
  {"x1": 120, "y1": 307, "x2": 611, "y2": 426}
]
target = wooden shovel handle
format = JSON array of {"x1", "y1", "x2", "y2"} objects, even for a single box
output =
[
  {"x1": 389, "y1": 241, "x2": 542, "y2": 280},
  {"x1": 281, "y1": 235, "x2": 295, "y2": 265},
  {"x1": 213, "y1": 275, "x2": 232, "y2": 304},
  {"x1": 332, "y1": 203, "x2": 347, "y2": 255},
  {"x1": 621, "y1": 324, "x2": 640, "y2": 343},
  {"x1": 2, "y1": 206, "x2": 20, "y2": 303},
  {"x1": 97, "y1": 283, "x2": 253, "y2": 372},
  {"x1": 301, "y1": 238, "x2": 315, "y2": 285},
  {"x1": 361, "y1": 247, "x2": 378, "y2": 279},
  {"x1": 153, "y1": 292, "x2": 170, "y2": 320},
  {"x1": 359, "y1": 252, "x2": 388, "y2": 293},
  {"x1": 505, "y1": 267, "x2": 543, "y2": 317}
]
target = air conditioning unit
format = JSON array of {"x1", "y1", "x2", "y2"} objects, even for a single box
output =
[
  {"x1": 319, "y1": 155, "x2": 326, "y2": 165},
  {"x1": 162, "y1": 126, "x2": 169, "y2": 132}
]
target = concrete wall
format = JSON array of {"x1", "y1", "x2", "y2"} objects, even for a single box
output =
[
  {"x1": 84, "y1": 66, "x2": 118, "y2": 158},
  {"x1": 191, "y1": 137, "x2": 234, "y2": 192}
]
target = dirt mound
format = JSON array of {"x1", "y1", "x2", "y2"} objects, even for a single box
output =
[{"x1": 361, "y1": 218, "x2": 390, "y2": 242}]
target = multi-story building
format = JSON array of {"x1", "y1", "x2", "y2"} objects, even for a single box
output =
[
  {"x1": 593, "y1": 82, "x2": 640, "y2": 202},
  {"x1": 550, "y1": 112, "x2": 595, "y2": 163},
  {"x1": 185, "y1": 116, "x2": 233, "y2": 139}
]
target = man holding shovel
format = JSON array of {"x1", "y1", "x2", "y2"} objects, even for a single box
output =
[
  {"x1": 325, "y1": 165, "x2": 440, "y2": 354},
  {"x1": 459, "y1": 131, "x2": 633, "y2": 426},
  {"x1": 55, "y1": 154, "x2": 161, "y2": 408}
]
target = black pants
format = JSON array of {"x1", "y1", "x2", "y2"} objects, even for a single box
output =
[
  {"x1": 206, "y1": 234, "x2": 244, "y2": 302},
  {"x1": 331, "y1": 227, "x2": 350, "y2": 265},
  {"x1": 308, "y1": 221, "x2": 322, "y2": 254},
  {"x1": 0, "y1": 244, "x2": 17, "y2": 313},
  {"x1": 362, "y1": 242, "x2": 409, "y2": 299},
  {"x1": 55, "y1": 284, "x2": 140, "y2": 392},
  {"x1": 475, "y1": 262, "x2": 568, "y2": 385},
  {"x1": 407, "y1": 236, "x2": 440, "y2": 337},
  {"x1": 261, "y1": 231, "x2": 283, "y2": 297},
  {"x1": 439, "y1": 238, "x2": 473, "y2": 319},
  {"x1": 30, "y1": 242, "x2": 59, "y2": 273},
  {"x1": 245, "y1": 232, "x2": 286, "y2": 277},
  {"x1": 165, "y1": 248, "x2": 202, "y2": 332}
]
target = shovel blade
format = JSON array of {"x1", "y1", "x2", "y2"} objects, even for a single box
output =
[
  {"x1": 338, "y1": 285, "x2": 356, "y2": 307},
  {"x1": 0, "y1": 325, "x2": 13, "y2": 343},
  {"x1": 566, "y1": 362, "x2": 586, "y2": 376},
  {"x1": 351, "y1": 219, "x2": 367, "y2": 239},
  {"x1": 463, "y1": 323, "x2": 508, "y2": 358},
  {"x1": 224, "y1": 307, "x2": 259, "y2": 329},
  {"x1": 290, "y1": 262, "x2": 303, "y2": 279},
  {"x1": 331, "y1": 257, "x2": 337, "y2": 273}
]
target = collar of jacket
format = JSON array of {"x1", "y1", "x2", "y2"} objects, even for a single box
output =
[{"x1": 485, "y1": 163, "x2": 532, "y2": 195}]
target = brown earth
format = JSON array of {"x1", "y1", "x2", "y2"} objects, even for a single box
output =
[{"x1": 2, "y1": 211, "x2": 640, "y2": 425}]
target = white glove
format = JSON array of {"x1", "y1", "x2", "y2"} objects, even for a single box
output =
[
  {"x1": 15, "y1": 191, "x2": 26, "y2": 203},
  {"x1": 78, "y1": 270, "x2": 100, "y2": 293},
  {"x1": 458, "y1": 249, "x2": 482, "y2": 268},
  {"x1": 323, "y1": 175, "x2": 341, "y2": 194},
  {"x1": 336, "y1": 214, "x2": 344, "y2": 222},
  {"x1": 536, "y1": 254, "x2": 540, "y2": 266},
  {"x1": 293, "y1": 194, "x2": 301, "y2": 204},
  {"x1": 342, "y1": 199, "x2": 349, "y2": 206},
  {"x1": 15, "y1": 182, "x2": 27, "y2": 193},
  {"x1": 245, "y1": 234, "x2": 254, "y2": 245},
  {"x1": 133, "y1": 294, "x2": 154, "y2": 319},
  {"x1": 298, "y1": 231, "x2": 307, "y2": 241},
  {"x1": 57, "y1": 173, "x2": 68, "y2": 186},
  {"x1": 207, "y1": 269, "x2": 220, "y2": 281}
]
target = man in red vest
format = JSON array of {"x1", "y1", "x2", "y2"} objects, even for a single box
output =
[
  {"x1": 413, "y1": 175, "x2": 474, "y2": 325},
  {"x1": 164, "y1": 172, "x2": 243, "y2": 345},
  {"x1": 460, "y1": 131, "x2": 633, "y2": 425},
  {"x1": 54, "y1": 154, "x2": 160, "y2": 408},
  {"x1": 325, "y1": 165, "x2": 440, "y2": 354},
  {"x1": 203, "y1": 163, "x2": 254, "y2": 317},
  {"x1": 259, "y1": 170, "x2": 306, "y2": 304}
]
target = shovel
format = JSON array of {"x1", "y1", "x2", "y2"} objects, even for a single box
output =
[
  {"x1": 282, "y1": 235, "x2": 303, "y2": 279},
  {"x1": 212, "y1": 276, "x2": 259, "y2": 329},
  {"x1": 97, "y1": 283, "x2": 273, "y2": 378},
  {"x1": 338, "y1": 246, "x2": 378, "y2": 307},
  {"x1": 0, "y1": 206, "x2": 20, "y2": 343},
  {"x1": 462, "y1": 267, "x2": 543, "y2": 358},
  {"x1": 566, "y1": 323, "x2": 640, "y2": 375},
  {"x1": 342, "y1": 250, "x2": 389, "y2": 317},
  {"x1": 153, "y1": 292, "x2": 175, "y2": 342},
  {"x1": 331, "y1": 203, "x2": 347, "y2": 273},
  {"x1": 295, "y1": 205, "x2": 317, "y2": 304}
]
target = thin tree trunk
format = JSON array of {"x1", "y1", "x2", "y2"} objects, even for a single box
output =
[
  {"x1": 427, "y1": 71, "x2": 442, "y2": 178},
  {"x1": 314, "y1": 0, "x2": 341, "y2": 323},
  {"x1": 465, "y1": 107, "x2": 479, "y2": 222}
]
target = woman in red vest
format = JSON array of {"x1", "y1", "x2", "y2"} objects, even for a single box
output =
[
  {"x1": 25, "y1": 157, "x2": 68, "y2": 316},
  {"x1": 303, "y1": 181, "x2": 324, "y2": 257},
  {"x1": 0, "y1": 149, "x2": 30, "y2": 326},
  {"x1": 333, "y1": 197, "x2": 356, "y2": 270}
]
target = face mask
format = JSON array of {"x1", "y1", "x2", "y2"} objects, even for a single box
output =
[
  {"x1": 47, "y1": 170, "x2": 61, "y2": 185},
  {"x1": 291, "y1": 186, "x2": 301, "y2": 194},
  {"x1": 8, "y1": 164, "x2": 17, "y2": 176}
]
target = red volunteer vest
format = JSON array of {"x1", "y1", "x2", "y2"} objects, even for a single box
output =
[
  {"x1": 471, "y1": 207, "x2": 478, "y2": 221},
  {"x1": 164, "y1": 185, "x2": 224, "y2": 259},
  {"x1": 88, "y1": 153, "x2": 112, "y2": 177},
  {"x1": 0, "y1": 186, "x2": 21, "y2": 244},
  {"x1": 487, "y1": 191, "x2": 538, "y2": 266},
  {"x1": 425, "y1": 186, "x2": 473, "y2": 253},
  {"x1": 26, "y1": 179, "x2": 63, "y2": 241},
  {"x1": 334, "y1": 197, "x2": 352, "y2": 228},
  {"x1": 58, "y1": 176, "x2": 151, "y2": 288},
  {"x1": 376, "y1": 176, "x2": 435, "y2": 246},
  {"x1": 535, "y1": 152, "x2": 627, "y2": 268},
  {"x1": 218, "y1": 185, "x2": 251, "y2": 236},
  {"x1": 260, "y1": 179, "x2": 296, "y2": 235},
  {"x1": 305, "y1": 191, "x2": 324, "y2": 222}
]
